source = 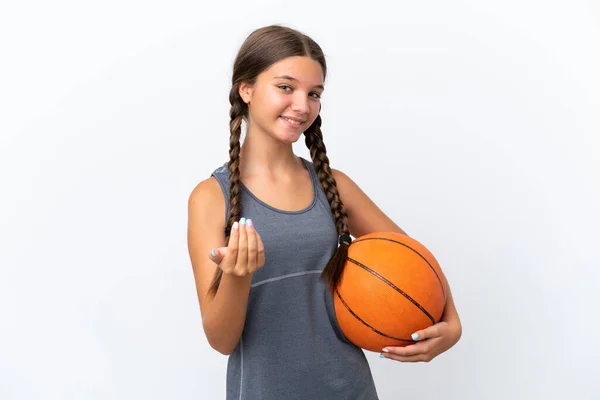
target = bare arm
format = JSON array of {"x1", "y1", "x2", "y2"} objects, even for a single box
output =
[
  {"x1": 332, "y1": 168, "x2": 461, "y2": 334},
  {"x1": 187, "y1": 177, "x2": 252, "y2": 355}
]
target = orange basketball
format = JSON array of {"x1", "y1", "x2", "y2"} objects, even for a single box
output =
[{"x1": 333, "y1": 232, "x2": 447, "y2": 353}]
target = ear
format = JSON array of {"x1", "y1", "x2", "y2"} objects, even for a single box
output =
[{"x1": 238, "y1": 81, "x2": 254, "y2": 104}]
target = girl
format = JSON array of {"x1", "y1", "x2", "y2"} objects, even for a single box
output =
[{"x1": 187, "y1": 24, "x2": 462, "y2": 400}]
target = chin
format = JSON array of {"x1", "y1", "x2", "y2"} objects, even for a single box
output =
[
  {"x1": 278, "y1": 131, "x2": 304, "y2": 144},
  {"x1": 267, "y1": 125, "x2": 304, "y2": 144}
]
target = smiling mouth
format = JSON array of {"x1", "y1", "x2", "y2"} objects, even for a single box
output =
[{"x1": 280, "y1": 116, "x2": 305, "y2": 126}]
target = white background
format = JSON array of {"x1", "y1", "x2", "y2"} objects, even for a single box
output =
[{"x1": 1, "y1": 0, "x2": 599, "y2": 399}]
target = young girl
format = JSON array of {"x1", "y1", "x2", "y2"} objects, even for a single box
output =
[{"x1": 187, "y1": 24, "x2": 462, "y2": 400}]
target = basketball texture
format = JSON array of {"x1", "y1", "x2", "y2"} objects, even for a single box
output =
[{"x1": 333, "y1": 232, "x2": 447, "y2": 352}]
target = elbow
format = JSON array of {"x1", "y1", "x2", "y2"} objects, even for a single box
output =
[
  {"x1": 206, "y1": 336, "x2": 236, "y2": 355},
  {"x1": 202, "y1": 319, "x2": 237, "y2": 355},
  {"x1": 216, "y1": 346, "x2": 235, "y2": 356},
  {"x1": 208, "y1": 339, "x2": 235, "y2": 356}
]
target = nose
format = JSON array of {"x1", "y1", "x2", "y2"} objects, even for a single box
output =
[{"x1": 291, "y1": 92, "x2": 310, "y2": 115}]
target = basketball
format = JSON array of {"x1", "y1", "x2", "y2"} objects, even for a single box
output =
[{"x1": 333, "y1": 232, "x2": 447, "y2": 353}]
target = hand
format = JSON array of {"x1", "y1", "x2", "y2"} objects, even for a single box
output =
[
  {"x1": 380, "y1": 319, "x2": 461, "y2": 363},
  {"x1": 208, "y1": 218, "x2": 265, "y2": 277}
]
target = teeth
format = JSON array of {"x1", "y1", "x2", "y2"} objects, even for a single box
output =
[{"x1": 282, "y1": 117, "x2": 301, "y2": 125}]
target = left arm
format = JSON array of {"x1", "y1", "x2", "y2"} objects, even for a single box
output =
[{"x1": 332, "y1": 168, "x2": 462, "y2": 362}]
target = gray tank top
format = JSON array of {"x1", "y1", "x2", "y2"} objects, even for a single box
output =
[{"x1": 211, "y1": 157, "x2": 379, "y2": 400}]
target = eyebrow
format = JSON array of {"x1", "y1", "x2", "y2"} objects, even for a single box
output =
[{"x1": 273, "y1": 75, "x2": 324, "y2": 90}]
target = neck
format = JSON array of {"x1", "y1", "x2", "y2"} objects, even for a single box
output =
[{"x1": 238, "y1": 125, "x2": 304, "y2": 178}]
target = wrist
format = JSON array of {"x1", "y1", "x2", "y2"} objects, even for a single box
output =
[{"x1": 221, "y1": 270, "x2": 254, "y2": 285}]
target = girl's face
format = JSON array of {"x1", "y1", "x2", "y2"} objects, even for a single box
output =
[{"x1": 239, "y1": 56, "x2": 324, "y2": 144}]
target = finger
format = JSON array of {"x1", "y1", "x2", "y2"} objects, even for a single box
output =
[
  {"x1": 222, "y1": 221, "x2": 240, "y2": 270},
  {"x1": 380, "y1": 352, "x2": 432, "y2": 363},
  {"x1": 255, "y1": 230, "x2": 265, "y2": 267},
  {"x1": 246, "y1": 219, "x2": 257, "y2": 272},
  {"x1": 208, "y1": 246, "x2": 228, "y2": 265},
  {"x1": 383, "y1": 341, "x2": 430, "y2": 357},
  {"x1": 235, "y1": 218, "x2": 249, "y2": 274},
  {"x1": 411, "y1": 322, "x2": 447, "y2": 341}
]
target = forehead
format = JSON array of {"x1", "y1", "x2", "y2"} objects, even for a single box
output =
[{"x1": 259, "y1": 56, "x2": 324, "y2": 86}]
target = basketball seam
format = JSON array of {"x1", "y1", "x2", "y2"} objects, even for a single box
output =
[
  {"x1": 347, "y1": 257, "x2": 436, "y2": 325},
  {"x1": 352, "y1": 237, "x2": 446, "y2": 302},
  {"x1": 335, "y1": 287, "x2": 414, "y2": 343}
]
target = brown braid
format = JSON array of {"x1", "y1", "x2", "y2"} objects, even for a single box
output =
[
  {"x1": 207, "y1": 87, "x2": 246, "y2": 297},
  {"x1": 304, "y1": 115, "x2": 351, "y2": 294}
]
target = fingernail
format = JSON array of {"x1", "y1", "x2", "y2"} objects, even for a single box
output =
[
  {"x1": 382, "y1": 348, "x2": 389, "y2": 353},
  {"x1": 246, "y1": 219, "x2": 253, "y2": 227},
  {"x1": 411, "y1": 333, "x2": 419, "y2": 340},
  {"x1": 211, "y1": 249, "x2": 216, "y2": 257},
  {"x1": 240, "y1": 217, "x2": 246, "y2": 225},
  {"x1": 233, "y1": 221, "x2": 239, "y2": 230}
]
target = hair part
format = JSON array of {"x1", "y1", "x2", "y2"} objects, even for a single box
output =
[{"x1": 207, "y1": 25, "x2": 348, "y2": 297}]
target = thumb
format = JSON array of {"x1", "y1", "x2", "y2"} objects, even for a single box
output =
[{"x1": 208, "y1": 247, "x2": 227, "y2": 264}]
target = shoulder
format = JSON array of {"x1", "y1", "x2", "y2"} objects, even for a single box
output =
[
  {"x1": 331, "y1": 168, "x2": 358, "y2": 199},
  {"x1": 189, "y1": 174, "x2": 221, "y2": 193},
  {"x1": 330, "y1": 168, "x2": 364, "y2": 214},
  {"x1": 188, "y1": 176, "x2": 226, "y2": 221},
  {"x1": 331, "y1": 168, "x2": 350, "y2": 183},
  {"x1": 331, "y1": 167, "x2": 407, "y2": 237}
]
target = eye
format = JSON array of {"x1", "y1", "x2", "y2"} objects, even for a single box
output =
[{"x1": 278, "y1": 85, "x2": 322, "y2": 100}]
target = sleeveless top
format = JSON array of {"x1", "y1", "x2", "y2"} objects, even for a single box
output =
[{"x1": 210, "y1": 157, "x2": 379, "y2": 400}]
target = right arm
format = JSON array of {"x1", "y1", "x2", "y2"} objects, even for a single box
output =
[{"x1": 187, "y1": 177, "x2": 262, "y2": 355}]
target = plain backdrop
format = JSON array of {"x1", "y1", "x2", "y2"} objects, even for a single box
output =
[{"x1": 1, "y1": 0, "x2": 599, "y2": 399}]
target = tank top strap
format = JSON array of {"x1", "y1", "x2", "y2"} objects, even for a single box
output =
[
  {"x1": 210, "y1": 162, "x2": 231, "y2": 223},
  {"x1": 299, "y1": 157, "x2": 335, "y2": 221},
  {"x1": 299, "y1": 156, "x2": 317, "y2": 185}
]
